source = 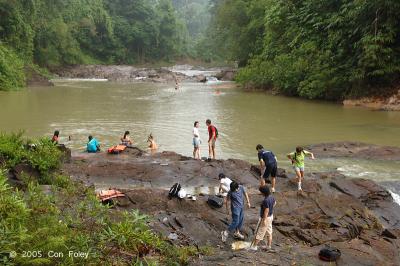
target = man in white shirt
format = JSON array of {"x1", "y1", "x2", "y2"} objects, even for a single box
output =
[
  {"x1": 218, "y1": 173, "x2": 232, "y2": 197},
  {"x1": 193, "y1": 121, "x2": 201, "y2": 159}
]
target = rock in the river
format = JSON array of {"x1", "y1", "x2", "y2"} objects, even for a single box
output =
[
  {"x1": 306, "y1": 141, "x2": 400, "y2": 160},
  {"x1": 215, "y1": 69, "x2": 237, "y2": 81}
]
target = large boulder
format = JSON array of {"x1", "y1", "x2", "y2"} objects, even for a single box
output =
[{"x1": 215, "y1": 69, "x2": 237, "y2": 81}]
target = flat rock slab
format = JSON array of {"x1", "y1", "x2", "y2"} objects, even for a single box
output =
[
  {"x1": 307, "y1": 141, "x2": 400, "y2": 160},
  {"x1": 63, "y1": 148, "x2": 400, "y2": 265}
]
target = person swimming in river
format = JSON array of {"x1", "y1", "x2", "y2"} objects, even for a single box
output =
[
  {"x1": 121, "y1": 131, "x2": 133, "y2": 146},
  {"x1": 287, "y1": 146, "x2": 315, "y2": 191},
  {"x1": 51, "y1": 130, "x2": 60, "y2": 144},
  {"x1": 174, "y1": 74, "x2": 179, "y2": 90},
  {"x1": 147, "y1": 133, "x2": 158, "y2": 150},
  {"x1": 87, "y1": 135, "x2": 100, "y2": 153}
]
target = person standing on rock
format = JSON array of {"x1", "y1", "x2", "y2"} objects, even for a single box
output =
[
  {"x1": 221, "y1": 181, "x2": 251, "y2": 242},
  {"x1": 193, "y1": 121, "x2": 201, "y2": 159},
  {"x1": 287, "y1": 146, "x2": 315, "y2": 191},
  {"x1": 250, "y1": 185, "x2": 276, "y2": 251},
  {"x1": 256, "y1": 144, "x2": 277, "y2": 193},
  {"x1": 206, "y1": 119, "x2": 218, "y2": 160}
]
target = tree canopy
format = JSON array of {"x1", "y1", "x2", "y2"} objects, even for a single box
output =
[{"x1": 204, "y1": 0, "x2": 400, "y2": 99}]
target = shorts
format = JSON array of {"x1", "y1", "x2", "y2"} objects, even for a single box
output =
[
  {"x1": 263, "y1": 164, "x2": 277, "y2": 179},
  {"x1": 255, "y1": 215, "x2": 273, "y2": 240},
  {"x1": 293, "y1": 166, "x2": 305, "y2": 172},
  {"x1": 193, "y1": 138, "x2": 200, "y2": 147},
  {"x1": 209, "y1": 138, "x2": 216, "y2": 148}
]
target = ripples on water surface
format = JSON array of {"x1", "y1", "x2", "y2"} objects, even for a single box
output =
[{"x1": 0, "y1": 80, "x2": 399, "y2": 182}]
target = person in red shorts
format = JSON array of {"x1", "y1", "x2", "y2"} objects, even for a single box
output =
[{"x1": 206, "y1": 119, "x2": 217, "y2": 159}]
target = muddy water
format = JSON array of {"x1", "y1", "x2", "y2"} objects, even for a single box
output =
[{"x1": 0, "y1": 80, "x2": 399, "y2": 181}]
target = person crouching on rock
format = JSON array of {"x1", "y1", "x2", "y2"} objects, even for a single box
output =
[
  {"x1": 87, "y1": 135, "x2": 100, "y2": 153},
  {"x1": 221, "y1": 181, "x2": 251, "y2": 242},
  {"x1": 256, "y1": 144, "x2": 278, "y2": 193},
  {"x1": 121, "y1": 131, "x2": 133, "y2": 146},
  {"x1": 250, "y1": 185, "x2": 276, "y2": 251},
  {"x1": 218, "y1": 173, "x2": 232, "y2": 197},
  {"x1": 287, "y1": 146, "x2": 315, "y2": 191}
]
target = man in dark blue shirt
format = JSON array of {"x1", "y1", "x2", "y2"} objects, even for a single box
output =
[
  {"x1": 250, "y1": 185, "x2": 276, "y2": 251},
  {"x1": 256, "y1": 144, "x2": 278, "y2": 192},
  {"x1": 221, "y1": 181, "x2": 251, "y2": 242}
]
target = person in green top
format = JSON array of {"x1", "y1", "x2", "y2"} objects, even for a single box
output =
[{"x1": 287, "y1": 146, "x2": 315, "y2": 191}]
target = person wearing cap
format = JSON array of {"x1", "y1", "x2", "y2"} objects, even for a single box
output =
[
  {"x1": 249, "y1": 185, "x2": 276, "y2": 251},
  {"x1": 218, "y1": 173, "x2": 232, "y2": 197}
]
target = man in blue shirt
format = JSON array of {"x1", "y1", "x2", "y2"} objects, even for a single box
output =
[
  {"x1": 250, "y1": 185, "x2": 276, "y2": 251},
  {"x1": 221, "y1": 181, "x2": 251, "y2": 242},
  {"x1": 256, "y1": 144, "x2": 278, "y2": 193},
  {"x1": 87, "y1": 135, "x2": 100, "y2": 153}
]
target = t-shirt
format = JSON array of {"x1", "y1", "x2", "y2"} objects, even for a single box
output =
[
  {"x1": 260, "y1": 195, "x2": 275, "y2": 217},
  {"x1": 220, "y1": 177, "x2": 232, "y2": 194},
  {"x1": 258, "y1": 149, "x2": 277, "y2": 166},
  {"x1": 288, "y1": 150, "x2": 311, "y2": 167},
  {"x1": 208, "y1": 125, "x2": 217, "y2": 141},
  {"x1": 228, "y1": 185, "x2": 246, "y2": 209},
  {"x1": 87, "y1": 138, "x2": 99, "y2": 152},
  {"x1": 193, "y1": 127, "x2": 200, "y2": 139}
]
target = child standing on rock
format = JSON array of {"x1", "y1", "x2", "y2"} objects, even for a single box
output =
[
  {"x1": 287, "y1": 146, "x2": 315, "y2": 191},
  {"x1": 221, "y1": 181, "x2": 251, "y2": 242},
  {"x1": 250, "y1": 185, "x2": 276, "y2": 251}
]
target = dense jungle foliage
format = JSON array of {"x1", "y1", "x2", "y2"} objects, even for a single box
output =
[
  {"x1": 206, "y1": 0, "x2": 400, "y2": 99},
  {"x1": 0, "y1": 0, "x2": 211, "y2": 90}
]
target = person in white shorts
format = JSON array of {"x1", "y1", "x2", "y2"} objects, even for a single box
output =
[
  {"x1": 250, "y1": 185, "x2": 276, "y2": 251},
  {"x1": 192, "y1": 121, "x2": 201, "y2": 159}
]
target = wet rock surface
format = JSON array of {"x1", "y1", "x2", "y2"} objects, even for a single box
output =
[
  {"x1": 62, "y1": 148, "x2": 400, "y2": 265},
  {"x1": 306, "y1": 141, "x2": 400, "y2": 161},
  {"x1": 343, "y1": 89, "x2": 400, "y2": 111}
]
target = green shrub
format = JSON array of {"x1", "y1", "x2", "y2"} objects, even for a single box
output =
[
  {"x1": 0, "y1": 133, "x2": 61, "y2": 179},
  {"x1": 0, "y1": 44, "x2": 26, "y2": 91}
]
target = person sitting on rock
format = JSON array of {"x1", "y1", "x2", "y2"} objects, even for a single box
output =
[
  {"x1": 250, "y1": 185, "x2": 276, "y2": 251},
  {"x1": 218, "y1": 173, "x2": 232, "y2": 197},
  {"x1": 287, "y1": 146, "x2": 315, "y2": 191},
  {"x1": 87, "y1": 135, "x2": 100, "y2": 153},
  {"x1": 221, "y1": 181, "x2": 251, "y2": 242},
  {"x1": 256, "y1": 144, "x2": 278, "y2": 193},
  {"x1": 121, "y1": 131, "x2": 133, "y2": 146},
  {"x1": 51, "y1": 130, "x2": 60, "y2": 144},
  {"x1": 147, "y1": 133, "x2": 157, "y2": 150}
]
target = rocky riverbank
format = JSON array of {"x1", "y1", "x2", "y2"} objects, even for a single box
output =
[
  {"x1": 343, "y1": 89, "x2": 400, "y2": 111},
  {"x1": 49, "y1": 65, "x2": 237, "y2": 83},
  {"x1": 57, "y1": 144, "x2": 400, "y2": 265}
]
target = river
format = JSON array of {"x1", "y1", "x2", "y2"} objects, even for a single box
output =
[{"x1": 0, "y1": 79, "x2": 399, "y2": 184}]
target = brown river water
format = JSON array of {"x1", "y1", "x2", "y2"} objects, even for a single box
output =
[{"x1": 0, "y1": 79, "x2": 399, "y2": 183}]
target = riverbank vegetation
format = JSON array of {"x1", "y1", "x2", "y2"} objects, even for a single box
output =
[
  {"x1": 0, "y1": 133, "x2": 210, "y2": 265},
  {"x1": 205, "y1": 0, "x2": 400, "y2": 100},
  {"x1": 0, "y1": 0, "x2": 211, "y2": 90}
]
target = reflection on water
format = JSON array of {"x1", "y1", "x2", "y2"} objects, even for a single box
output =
[{"x1": 0, "y1": 80, "x2": 400, "y2": 181}]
